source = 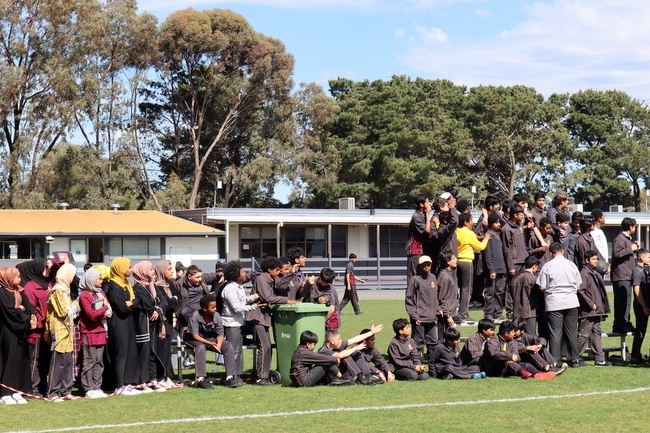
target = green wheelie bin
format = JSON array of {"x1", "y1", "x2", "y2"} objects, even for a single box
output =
[{"x1": 272, "y1": 303, "x2": 329, "y2": 385}]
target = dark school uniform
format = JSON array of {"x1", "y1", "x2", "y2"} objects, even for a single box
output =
[
  {"x1": 405, "y1": 271, "x2": 439, "y2": 363},
  {"x1": 430, "y1": 342, "x2": 480, "y2": 379},
  {"x1": 359, "y1": 346, "x2": 394, "y2": 377},
  {"x1": 290, "y1": 345, "x2": 338, "y2": 387},
  {"x1": 133, "y1": 283, "x2": 165, "y2": 384},
  {"x1": 483, "y1": 228, "x2": 507, "y2": 320},
  {"x1": 406, "y1": 210, "x2": 428, "y2": 282},
  {"x1": 387, "y1": 336, "x2": 429, "y2": 380},
  {"x1": 339, "y1": 260, "x2": 361, "y2": 315},
  {"x1": 527, "y1": 232, "x2": 553, "y2": 268},
  {"x1": 436, "y1": 268, "x2": 459, "y2": 338},
  {"x1": 512, "y1": 271, "x2": 540, "y2": 330},
  {"x1": 245, "y1": 272, "x2": 290, "y2": 380},
  {"x1": 631, "y1": 265, "x2": 650, "y2": 359},
  {"x1": 105, "y1": 282, "x2": 140, "y2": 389},
  {"x1": 530, "y1": 207, "x2": 547, "y2": 229},
  {"x1": 515, "y1": 332, "x2": 557, "y2": 371},
  {"x1": 0, "y1": 288, "x2": 34, "y2": 397},
  {"x1": 427, "y1": 209, "x2": 459, "y2": 273},
  {"x1": 501, "y1": 219, "x2": 528, "y2": 313},
  {"x1": 319, "y1": 340, "x2": 370, "y2": 379},
  {"x1": 185, "y1": 309, "x2": 237, "y2": 379},
  {"x1": 459, "y1": 332, "x2": 489, "y2": 367},
  {"x1": 577, "y1": 266, "x2": 610, "y2": 363},
  {"x1": 308, "y1": 280, "x2": 339, "y2": 330},
  {"x1": 573, "y1": 233, "x2": 605, "y2": 269},
  {"x1": 611, "y1": 231, "x2": 636, "y2": 331},
  {"x1": 485, "y1": 335, "x2": 539, "y2": 377},
  {"x1": 173, "y1": 273, "x2": 219, "y2": 326}
]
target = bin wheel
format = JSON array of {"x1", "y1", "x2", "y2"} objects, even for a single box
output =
[{"x1": 270, "y1": 370, "x2": 281, "y2": 384}]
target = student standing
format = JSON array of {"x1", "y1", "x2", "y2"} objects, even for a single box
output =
[
  {"x1": 436, "y1": 251, "x2": 459, "y2": 339},
  {"x1": 511, "y1": 256, "x2": 541, "y2": 335},
  {"x1": 339, "y1": 253, "x2": 366, "y2": 315},
  {"x1": 455, "y1": 212, "x2": 490, "y2": 324},
  {"x1": 78, "y1": 268, "x2": 111, "y2": 398},
  {"x1": 577, "y1": 250, "x2": 611, "y2": 366},
  {"x1": 630, "y1": 249, "x2": 650, "y2": 364},
  {"x1": 45, "y1": 263, "x2": 79, "y2": 401},
  {"x1": 501, "y1": 205, "x2": 528, "y2": 315},
  {"x1": 483, "y1": 212, "x2": 506, "y2": 321},
  {"x1": 405, "y1": 255, "x2": 439, "y2": 372},
  {"x1": 406, "y1": 194, "x2": 432, "y2": 283},
  {"x1": 611, "y1": 217, "x2": 639, "y2": 334},
  {"x1": 0, "y1": 267, "x2": 35, "y2": 405},
  {"x1": 536, "y1": 243, "x2": 583, "y2": 367}
]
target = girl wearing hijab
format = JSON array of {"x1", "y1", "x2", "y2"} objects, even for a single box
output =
[
  {"x1": 16, "y1": 258, "x2": 56, "y2": 397},
  {"x1": 105, "y1": 257, "x2": 141, "y2": 396},
  {"x1": 44, "y1": 263, "x2": 79, "y2": 402},
  {"x1": 153, "y1": 260, "x2": 177, "y2": 388},
  {"x1": 132, "y1": 261, "x2": 166, "y2": 392},
  {"x1": 78, "y1": 268, "x2": 112, "y2": 398},
  {"x1": 0, "y1": 267, "x2": 35, "y2": 405}
]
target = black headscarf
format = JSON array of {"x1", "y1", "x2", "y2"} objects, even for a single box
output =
[{"x1": 16, "y1": 259, "x2": 48, "y2": 288}]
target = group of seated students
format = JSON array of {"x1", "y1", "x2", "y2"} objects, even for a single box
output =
[{"x1": 289, "y1": 317, "x2": 565, "y2": 387}]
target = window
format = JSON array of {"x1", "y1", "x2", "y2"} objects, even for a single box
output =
[
  {"x1": 331, "y1": 226, "x2": 348, "y2": 258},
  {"x1": 108, "y1": 237, "x2": 162, "y2": 259},
  {"x1": 369, "y1": 225, "x2": 408, "y2": 257}
]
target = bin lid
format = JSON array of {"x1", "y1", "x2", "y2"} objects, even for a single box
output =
[{"x1": 272, "y1": 303, "x2": 330, "y2": 313}]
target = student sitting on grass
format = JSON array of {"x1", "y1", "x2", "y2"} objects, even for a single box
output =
[
  {"x1": 359, "y1": 328, "x2": 395, "y2": 382},
  {"x1": 485, "y1": 320, "x2": 555, "y2": 380},
  {"x1": 430, "y1": 327, "x2": 486, "y2": 380},
  {"x1": 459, "y1": 318, "x2": 495, "y2": 367},
  {"x1": 387, "y1": 318, "x2": 429, "y2": 381},
  {"x1": 184, "y1": 294, "x2": 243, "y2": 389},
  {"x1": 513, "y1": 320, "x2": 567, "y2": 375},
  {"x1": 290, "y1": 330, "x2": 349, "y2": 387},
  {"x1": 319, "y1": 326, "x2": 384, "y2": 385}
]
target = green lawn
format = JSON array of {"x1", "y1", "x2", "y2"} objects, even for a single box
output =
[{"x1": 2, "y1": 299, "x2": 650, "y2": 433}]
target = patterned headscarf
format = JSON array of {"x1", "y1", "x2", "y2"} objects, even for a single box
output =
[{"x1": 110, "y1": 257, "x2": 134, "y2": 301}]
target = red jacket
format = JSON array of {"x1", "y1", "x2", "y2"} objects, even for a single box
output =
[{"x1": 79, "y1": 291, "x2": 109, "y2": 346}]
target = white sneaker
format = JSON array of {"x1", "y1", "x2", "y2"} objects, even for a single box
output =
[
  {"x1": 140, "y1": 387, "x2": 154, "y2": 394},
  {"x1": 12, "y1": 393, "x2": 27, "y2": 404},
  {"x1": 153, "y1": 384, "x2": 167, "y2": 392},
  {"x1": 1, "y1": 395, "x2": 17, "y2": 405},
  {"x1": 86, "y1": 390, "x2": 108, "y2": 399}
]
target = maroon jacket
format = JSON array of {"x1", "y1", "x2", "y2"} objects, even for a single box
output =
[{"x1": 79, "y1": 291, "x2": 110, "y2": 345}]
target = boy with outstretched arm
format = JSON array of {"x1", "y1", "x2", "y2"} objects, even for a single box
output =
[
  {"x1": 184, "y1": 294, "x2": 243, "y2": 389},
  {"x1": 359, "y1": 328, "x2": 395, "y2": 382},
  {"x1": 319, "y1": 325, "x2": 385, "y2": 385},
  {"x1": 430, "y1": 327, "x2": 486, "y2": 379},
  {"x1": 387, "y1": 318, "x2": 429, "y2": 380},
  {"x1": 290, "y1": 330, "x2": 348, "y2": 387}
]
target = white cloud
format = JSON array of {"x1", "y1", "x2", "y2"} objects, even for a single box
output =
[
  {"x1": 399, "y1": 0, "x2": 650, "y2": 100},
  {"x1": 474, "y1": 8, "x2": 492, "y2": 18},
  {"x1": 414, "y1": 25, "x2": 448, "y2": 43}
]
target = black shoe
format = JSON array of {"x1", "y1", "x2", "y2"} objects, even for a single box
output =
[
  {"x1": 329, "y1": 378, "x2": 351, "y2": 386},
  {"x1": 356, "y1": 374, "x2": 377, "y2": 386},
  {"x1": 255, "y1": 378, "x2": 274, "y2": 386},
  {"x1": 571, "y1": 358, "x2": 587, "y2": 368},
  {"x1": 226, "y1": 377, "x2": 243, "y2": 388},
  {"x1": 623, "y1": 324, "x2": 636, "y2": 334},
  {"x1": 195, "y1": 379, "x2": 213, "y2": 389},
  {"x1": 595, "y1": 360, "x2": 612, "y2": 367},
  {"x1": 355, "y1": 312, "x2": 364, "y2": 315},
  {"x1": 369, "y1": 374, "x2": 385, "y2": 384},
  {"x1": 629, "y1": 356, "x2": 649, "y2": 365},
  {"x1": 550, "y1": 367, "x2": 566, "y2": 376}
]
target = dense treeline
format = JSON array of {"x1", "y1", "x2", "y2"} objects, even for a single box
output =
[{"x1": 1, "y1": 1, "x2": 648, "y2": 211}]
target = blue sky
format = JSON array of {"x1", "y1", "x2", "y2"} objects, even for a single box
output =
[{"x1": 137, "y1": 0, "x2": 650, "y2": 101}]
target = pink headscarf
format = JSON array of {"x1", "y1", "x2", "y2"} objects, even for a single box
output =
[
  {"x1": 132, "y1": 261, "x2": 156, "y2": 298},
  {"x1": 0, "y1": 266, "x2": 24, "y2": 308}
]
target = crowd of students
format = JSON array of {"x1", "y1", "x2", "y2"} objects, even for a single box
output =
[{"x1": 405, "y1": 189, "x2": 650, "y2": 373}]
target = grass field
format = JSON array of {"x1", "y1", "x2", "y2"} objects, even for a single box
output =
[{"x1": 2, "y1": 299, "x2": 650, "y2": 433}]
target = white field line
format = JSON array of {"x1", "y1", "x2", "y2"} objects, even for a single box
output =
[{"x1": 8, "y1": 386, "x2": 650, "y2": 433}]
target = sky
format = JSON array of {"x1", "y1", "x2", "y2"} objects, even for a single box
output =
[{"x1": 136, "y1": 0, "x2": 650, "y2": 102}]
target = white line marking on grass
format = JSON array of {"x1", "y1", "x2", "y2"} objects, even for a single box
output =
[{"x1": 10, "y1": 386, "x2": 650, "y2": 433}]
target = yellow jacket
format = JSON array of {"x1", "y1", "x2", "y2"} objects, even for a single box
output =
[{"x1": 456, "y1": 226, "x2": 489, "y2": 262}]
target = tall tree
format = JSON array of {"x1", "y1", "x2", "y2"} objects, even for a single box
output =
[
  {"x1": 463, "y1": 85, "x2": 558, "y2": 199},
  {"x1": 324, "y1": 76, "x2": 471, "y2": 208},
  {"x1": 147, "y1": 8, "x2": 294, "y2": 209},
  {"x1": 566, "y1": 89, "x2": 650, "y2": 211}
]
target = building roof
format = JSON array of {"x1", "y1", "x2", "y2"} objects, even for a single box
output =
[
  {"x1": 0, "y1": 210, "x2": 223, "y2": 237},
  {"x1": 192, "y1": 207, "x2": 650, "y2": 227}
]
